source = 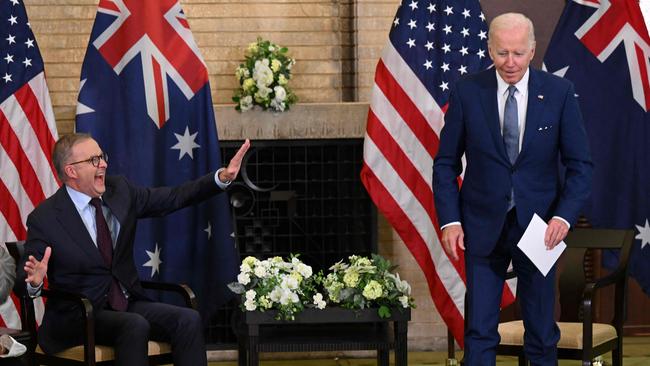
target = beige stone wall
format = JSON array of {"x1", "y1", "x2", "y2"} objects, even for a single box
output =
[{"x1": 26, "y1": 0, "x2": 400, "y2": 135}]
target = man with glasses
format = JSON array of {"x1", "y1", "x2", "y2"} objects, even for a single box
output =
[{"x1": 20, "y1": 133, "x2": 250, "y2": 366}]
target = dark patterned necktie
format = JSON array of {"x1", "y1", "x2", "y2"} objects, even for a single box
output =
[{"x1": 90, "y1": 198, "x2": 127, "y2": 311}]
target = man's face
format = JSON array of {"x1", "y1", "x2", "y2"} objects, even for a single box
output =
[
  {"x1": 488, "y1": 24, "x2": 535, "y2": 84},
  {"x1": 66, "y1": 139, "x2": 107, "y2": 197}
]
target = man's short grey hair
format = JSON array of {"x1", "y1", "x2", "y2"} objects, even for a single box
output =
[
  {"x1": 488, "y1": 12, "x2": 536, "y2": 48},
  {"x1": 52, "y1": 133, "x2": 93, "y2": 182}
]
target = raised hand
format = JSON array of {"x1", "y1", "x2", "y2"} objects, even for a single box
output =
[
  {"x1": 218, "y1": 139, "x2": 251, "y2": 183},
  {"x1": 24, "y1": 246, "x2": 51, "y2": 287}
]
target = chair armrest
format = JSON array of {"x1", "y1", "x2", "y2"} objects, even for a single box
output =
[
  {"x1": 39, "y1": 288, "x2": 96, "y2": 363},
  {"x1": 140, "y1": 281, "x2": 197, "y2": 310}
]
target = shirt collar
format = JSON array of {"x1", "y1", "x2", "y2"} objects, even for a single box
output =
[
  {"x1": 495, "y1": 67, "x2": 530, "y2": 97},
  {"x1": 66, "y1": 185, "x2": 99, "y2": 211}
]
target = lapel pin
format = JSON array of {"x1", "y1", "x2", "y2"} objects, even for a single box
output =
[{"x1": 537, "y1": 95, "x2": 544, "y2": 100}]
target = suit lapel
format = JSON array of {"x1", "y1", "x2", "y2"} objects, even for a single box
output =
[
  {"x1": 479, "y1": 70, "x2": 509, "y2": 162},
  {"x1": 53, "y1": 187, "x2": 105, "y2": 265},
  {"x1": 520, "y1": 69, "x2": 544, "y2": 158}
]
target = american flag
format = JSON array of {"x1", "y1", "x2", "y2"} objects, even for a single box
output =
[
  {"x1": 0, "y1": 0, "x2": 54, "y2": 328},
  {"x1": 544, "y1": 0, "x2": 650, "y2": 294},
  {"x1": 360, "y1": 0, "x2": 515, "y2": 346},
  {"x1": 76, "y1": 0, "x2": 238, "y2": 318}
]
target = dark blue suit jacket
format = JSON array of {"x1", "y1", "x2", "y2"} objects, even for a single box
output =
[
  {"x1": 433, "y1": 68, "x2": 593, "y2": 256},
  {"x1": 22, "y1": 173, "x2": 222, "y2": 353}
]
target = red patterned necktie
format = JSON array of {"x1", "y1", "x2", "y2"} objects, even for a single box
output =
[{"x1": 90, "y1": 197, "x2": 128, "y2": 311}]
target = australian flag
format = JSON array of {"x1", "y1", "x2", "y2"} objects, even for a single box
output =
[
  {"x1": 75, "y1": 0, "x2": 239, "y2": 317},
  {"x1": 544, "y1": 0, "x2": 650, "y2": 295}
]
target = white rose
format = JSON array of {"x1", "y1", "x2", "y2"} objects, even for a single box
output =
[
  {"x1": 237, "y1": 272, "x2": 250, "y2": 285},
  {"x1": 273, "y1": 86, "x2": 287, "y2": 102},
  {"x1": 270, "y1": 99, "x2": 286, "y2": 112},
  {"x1": 245, "y1": 289, "x2": 256, "y2": 301},
  {"x1": 313, "y1": 293, "x2": 326, "y2": 309},
  {"x1": 240, "y1": 263, "x2": 252, "y2": 274},
  {"x1": 256, "y1": 85, "x2": 271, "y2": 98},
  {"x1": 269, "y1": 287, "x2": 282, "y2": 303},
  {"x1": 254, "y1": 265, "x2": 268, "y2": 278},
  {"x1": 296, "y1": 263, "x2": 312, "y2": 278},
  {"x1": 239, "y1": 95, "x2": 253, "y2": 111},
  {"x1": 279, "y1": 288, "x2": 295, "y2": 305},
  {"x1": 399, "y1": 295, "x2": 410, "y2": 308},
  {"x1": 281, "y1": 276, "x2": 299, "y2": 290},
  {"x1": 253, "y1": 60, "x2": 274, "y2": 87},
  {"x1": 244, "y1": 299, "x2": 257, "y2": 311}
]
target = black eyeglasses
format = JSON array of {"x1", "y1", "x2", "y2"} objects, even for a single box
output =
[{"x1": 68, "y1": 152, "x2": 108, "y2": 168}]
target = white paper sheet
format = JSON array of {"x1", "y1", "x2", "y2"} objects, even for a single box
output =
[{"x1": 516, "y1": 213, "x2": 566, "y2": 276}]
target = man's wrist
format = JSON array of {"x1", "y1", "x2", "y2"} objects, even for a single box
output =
[{"x1": 215, "y1": 168, "x2": 232, "y2": 189}]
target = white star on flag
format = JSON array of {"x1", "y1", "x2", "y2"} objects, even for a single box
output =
[
  {"x1": 204, "y1": 221, "x2": 212, "y2": 239},
  {"x1": 76, "y1": 79, "x2": 95, "y2": 115},
  {"x1": 541, "y1": 63, "x2": 570, "y2": 78},
  {"x1": 409, "y1": 1, "x2": 418, "y2": 11},
  {"x1": 8, "y1": 15, "x2": 18, "y2": 25},
  {"x1": 423, "y1": 60, "x2": 433, "y2": 69},
  {"x1": 408, "y1": 19, "x2": 417, "y2": 29},
  {"x1": 22, "y1": 57, "x2": 31, "y2": 67},
  {"x1": 143, "y1": 243, "x2": 163, "y2": 277},
  {"x1": 24, "y1": 38, "x2": 34, "y2": 48},
  {"x1": 636, "y1": 219, "x2": 650, "y2": 249},
  {"x1": 3, "y1": 73, "x2": 11, "y2": 83},
  {"x1": 426, "y1": 22, "x2": 435, "y2": 32},
  {"x1": 444, "y1": 5, "x2": 453, "y2": 15},
  {"x1": 171, "y1": 126, "x2": 200, "y2": 160}
]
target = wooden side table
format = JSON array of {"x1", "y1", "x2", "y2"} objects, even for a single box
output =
[{"x1": 237, "y1": 307, "x2": 410, "y2": 366}]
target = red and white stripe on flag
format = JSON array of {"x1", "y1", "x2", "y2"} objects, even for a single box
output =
[
  {"x1": 0, "y1": 71, "x2": 58, "y2": 328},
  {"x1": 361, "y1": 44, "x2": 517, "y2": 348}
]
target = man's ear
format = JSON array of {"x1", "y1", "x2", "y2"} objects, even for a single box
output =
[{"x1": 64, "y1": 165, "x2": 77, "y2": 180}]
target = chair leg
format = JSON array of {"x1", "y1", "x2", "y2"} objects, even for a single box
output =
[
  {"x1": 612, "y1": 348, "x2": 622, "y2": 366},
  {"x1": 518, "y1": 354, "x2": 526, "y2": 366}
]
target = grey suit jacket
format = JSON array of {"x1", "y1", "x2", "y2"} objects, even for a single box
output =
[{"x1": 0, "y1": 244, "x2": 15, "y2": 302}]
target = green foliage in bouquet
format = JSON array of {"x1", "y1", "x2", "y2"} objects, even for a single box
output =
[
  {"x1": 323, "y1": 254, "x2": 415, "y2": 318},
  {"x1": 228, "y1": 255, "x2": 325, "y2": 321},
  {"x1": 232, "y1": 37, "x2": 297, "y2": 112}
]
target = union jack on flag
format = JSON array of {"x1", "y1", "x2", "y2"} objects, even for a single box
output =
[
  {"x1": 360, "y1": 0, "x2": 515, "y2": 347},
  {"x1": 544, "y1": 0, "x2": 650, "y2": 294},
  {"x1": 76, "y1": 0, "x2": 238, "y2": 318}
]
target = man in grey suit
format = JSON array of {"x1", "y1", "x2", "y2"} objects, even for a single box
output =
[{"x1": 0, "y1": 244, "x2": 14, "y2": 303}]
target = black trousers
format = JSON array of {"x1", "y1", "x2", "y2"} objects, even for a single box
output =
[{"x1": 95, "y1": 300, "x2": 207, "y2": 366}]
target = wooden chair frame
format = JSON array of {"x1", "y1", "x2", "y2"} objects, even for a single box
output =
[
  {"x1": 447, "y1": 228, "x2": 635, "y2": 366},
  {"x1": 7, "y1": 242, "x2": 197, "y2": 366}
]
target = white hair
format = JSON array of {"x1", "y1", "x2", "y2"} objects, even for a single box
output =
[{"x1": 488, "y1": 12, "x2": 536, "y2": 47}]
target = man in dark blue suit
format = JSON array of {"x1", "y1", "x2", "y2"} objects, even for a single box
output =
[
  {"x1": 21, "y1": 133, "x2": 249, "y2": 366},
  {"x1": 433, "y1": 13, "x2": 593, "y2": 366}
]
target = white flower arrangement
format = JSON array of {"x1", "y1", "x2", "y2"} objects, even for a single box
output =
[
  {"x1": 228, "y1": 255, "x2": 324, "y2": 320},
  {"x1": 233, "y1": 37, "x2": 297, "y2": 112},
  {"x1": 229, "y1": 254, "x2": 414, "y2": 320},
  {"x1": 323, "y1": 254, "x2": 415, "y2": 318}
]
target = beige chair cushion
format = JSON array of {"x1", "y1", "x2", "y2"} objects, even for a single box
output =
[
  {"x1": 498, "y1": 320, "x2": 617, "y2": 349},
  {"x1": 36, "y1": 341, "x2": 171, "y2": 361}
]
